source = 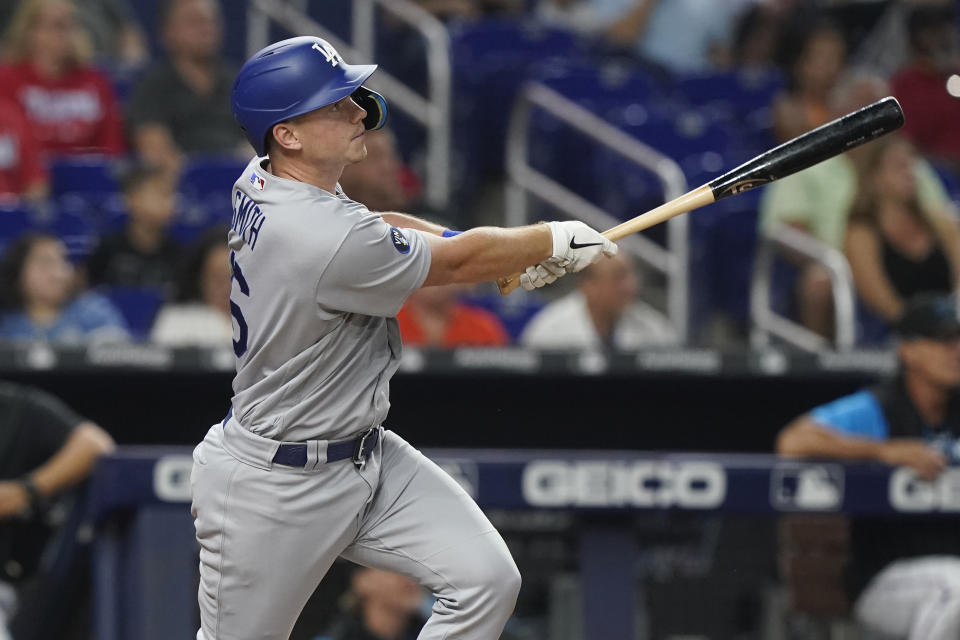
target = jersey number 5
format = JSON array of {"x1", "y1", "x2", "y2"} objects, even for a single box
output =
[{"x1": 230, "y1": 252, "x2": 250, "y2": 357}]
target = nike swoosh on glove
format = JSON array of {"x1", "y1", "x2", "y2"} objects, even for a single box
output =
[{"x1": 546, "y1": 220, "x2": 617, "y2": 273}]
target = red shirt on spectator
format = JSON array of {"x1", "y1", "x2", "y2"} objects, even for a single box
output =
[
  {"x1": 396, "y1": 304, "x2": 510, "y2": 348},
  {"x1": 0, "y1": 99, "x2": 48, "y2": 198},
  {"x1": 891, "y1": 65, "x2": 960, "y2": 164},
  {"x1": 0, "y1": 62, "x2": 125, "y2": 156}
]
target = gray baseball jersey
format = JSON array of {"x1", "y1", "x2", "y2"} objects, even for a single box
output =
[
  {"x1": 227, "y1": 156, "x2": 431, "y2": 442},
  {"x1": 193, "y1": 156, "x2": 521, "y2": 640}
]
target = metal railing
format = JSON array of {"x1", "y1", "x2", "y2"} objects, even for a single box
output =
[
  {"x1": 247, "y1": 0, "x2": 452, "y2": 209},
  {"x1": 750, "y1": 224, "x2": 857, "y2": 352},
  {"x1": 504, "y1": 82, "x2": 690, "y2": 341}
]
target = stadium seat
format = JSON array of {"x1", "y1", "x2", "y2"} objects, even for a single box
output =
[
  {"x1": 49, "y1": 206, "x2": 96, "y2": 262},
  {"x1": 100, "y1": 285, "x2": 166, "y2": 341},
  {"x1": 178, "y1": 155, "x2": 248, "y2": 202},
  {"x1": 449, "y1": 19, "x2": 582, "y2": 197},
  {"x1": 170, "y1": 193, "x2": 231, "y2": 245},
  {"x1": 673, "y1": 69, "x2": 783, "y2": 157},
  {"x1": 0, "y1": 204, "x2": 36, "y2": 254},
  {"x1": 932, "y1": 161, "x2": 960, "y2": 206},
  {"x1": 687, "y1": 190, "x2": 763, "y2": 341},
  {"x1": 49, "y1": 155, "x2": 121, "y2": 198},
  {"x1": 674, "y1": 69, "x2": 784, "y2": 121},
  {"x1": 459, "y1": 290, "x2": 547, "y2": 342}
]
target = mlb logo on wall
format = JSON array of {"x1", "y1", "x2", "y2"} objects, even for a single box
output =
[
  {"x1": 250, "y1": 173, "x2": 265, "y2": 191},
  {"x1": 771, "y1": 463, "x2": 844, "y2": 511}
]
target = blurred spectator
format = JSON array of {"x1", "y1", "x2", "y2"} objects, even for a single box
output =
[
  {"x1": 339, "y1": 129, "x2": 420, "y2": 213},
  {"x1": 772, "y1": 15, "x2": 847, "y2": 143},
  {"x1": 0, "y1": 381, "x2": 114, "y2": 640},
  {"x1": 852, "y1": 0, "x2": 954, "y2": 79},
  {"x1": 320, "y1": 567, "x2": 426, "y2": 640},
  {"x1": 758, "y1": 72, "x2": 953, "y2": 339},
  {"x1": 77, "y1": 0, "x2": 148, "y2": 68},
  {"x1": 396, "y1": 284, "x2": 509, "y2": 347},
  {"x1": 538, "y1": 0, "x2": 750, "y2": 73},
  {"x1": 84, "y1": 164, "x2": 182, "y2": 293},
  {"x1": 0, "y1": 97, "x2": 48, "y2": 202},
  {"x1": 126, "y1": 0, "x2": 247, "y2": 175},
  {"x1": 0, "y1": 0, "x2": 125, "y2": 156},
  {"x1": 0, "y1": 232, "x2": 129, "y2": 343},
  {"x1": 535, "y1": 0, "x2": 639, "y2": 38},
  {"x1": 520, "y1": 251, "x2": 677, "y2": 349},
  {"x1": 150, "y1": 225, "x2": 231, "y2": 347},
  {"x1": 776, "y1": 293, "x2": 960, "y2": 639},
  {"x1": 730, "y1": 0, "x2": 799, "y2": 71},
  {"x1": 0, "y1": 0, "x2": 147, "y2": 66},
  {"x1": 845, "y1": 135, "x2": 960, "y2": 325},
  {"x1": 891, "y1": 4, "x2": 960, "y2": 174}
]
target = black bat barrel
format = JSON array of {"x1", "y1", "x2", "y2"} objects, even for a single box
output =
[{"x1": 708, "y1": 96, "x2": 905, "y2": 200}]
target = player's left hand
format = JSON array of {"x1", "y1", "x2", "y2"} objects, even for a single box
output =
[{"x1": 519, "y1": 259, "x2": 566, "y2": 291}]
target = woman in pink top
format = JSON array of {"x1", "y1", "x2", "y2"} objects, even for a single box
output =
[{"x1": 0, "y1": 0, "x2": 125, "y2": 156}]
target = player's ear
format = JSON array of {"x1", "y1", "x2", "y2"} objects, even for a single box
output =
[{"x1": 271, "y1": 122, "x2": 301, "y2": 151}]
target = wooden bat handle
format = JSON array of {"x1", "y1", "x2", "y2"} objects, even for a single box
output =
[{"x1": 496, "y1": 185, "x2": 715, "y2": 295}]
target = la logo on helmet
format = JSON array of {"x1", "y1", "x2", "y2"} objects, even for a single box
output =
[{"x1": 312, "y1": 41, "x2": 340, "y2": 67}]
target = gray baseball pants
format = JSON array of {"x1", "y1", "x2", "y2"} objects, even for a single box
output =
[
  {"x1": 190, "y1": 419, "x2": 520, "y2": 640},
  {"x1": 855, "y1": 556, "x2": 960, "y2": 639}
]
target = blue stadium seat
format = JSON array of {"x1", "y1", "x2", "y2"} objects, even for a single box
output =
[
  {"x1": 449, "y1": 19, "x2": 582, "y2": 198},
  {"x1": 612, "y1": 108, "x2": 737, "y2": 162},
  {"x1": 932, "y1": 161, "x2": 960, "y2": 206},
  {"x1": 179, "y1": 155, "x2": 248, "y2": 202},
  {"x1": 49, "y1": 155, "x2": 120, "y2": 198},
  {"x1": 687, "y1": 190, "x2": 763, "y2": 341},
  {"x1": 674, "y1": 69, "x2": 784, "y2": 120},
  {"x1": 94, "y1": 193, "x2": 131, "y2": 235},
  {"x1": 525, "y1": 58, "x2": 676, "y2": 199},
  {"x1": 170, "y1": 194, "x2": 231, "y2": 245},
  {"x1": 0, "y1": 204, "x2": 36, "y2": 254},
  {"x1": 856, "y1": 303, "x2": 891, "y2": 347},
  {"x1": 673, "y1": 70, "x2": 783, "y2": 157},
  {"x1": 459, "y1": 290, "x2": 547, "y2": 342},
  {"x1": 100, "y1": 285, "x2": 166, "y2": 341},
  {"x1": 49, "y1": 206, "x2": 96, "y2": 262}
]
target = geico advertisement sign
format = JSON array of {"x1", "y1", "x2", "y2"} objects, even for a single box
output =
[
  {"x1": 522, "y1": 460, "x2": 726, "y2": 508},
  {"x1": 890, "y1": 467, "x2": 960, "y2": 512},
  {"x1": 154, "y1": 455, "x2": 194, "y2": 502}
]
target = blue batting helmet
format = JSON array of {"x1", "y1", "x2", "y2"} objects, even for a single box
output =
[{"x1": 231, "y1": 36, "x2": 388, "y2": 156}]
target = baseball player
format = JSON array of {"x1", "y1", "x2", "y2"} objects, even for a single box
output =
[{"x1": 189, "y1": 35, "x2": 617, "y2": 640}]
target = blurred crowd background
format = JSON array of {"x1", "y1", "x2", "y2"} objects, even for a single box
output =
[{"x1": 0, "y1": 0, "x2": 958, "y2": 352}]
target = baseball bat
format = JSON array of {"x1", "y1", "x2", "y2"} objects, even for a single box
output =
[{"x1": 497, "y1": 95, "x2": 905, "y2": 295}]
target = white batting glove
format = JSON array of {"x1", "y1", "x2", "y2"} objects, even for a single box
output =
[
  {"x1": 519, "y1": 259, "x2": 567, "y2": 291},
  {"x1": 546, "y1": 221, "x2": 617, "y2": 273}
]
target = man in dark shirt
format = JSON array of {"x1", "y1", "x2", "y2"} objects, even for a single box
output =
[
  {"x1": 85, "y1": 164, "x2": 182, "y2": 294},
  {"x1": 125, "y1": 0, "x2": 248, "y2": 174},
  {"x1": 0, "y1": 381, "x2": 114, "y2": 639},
  {"x1": 777, "y1": 293, "x2": 960, "y2": 639}
]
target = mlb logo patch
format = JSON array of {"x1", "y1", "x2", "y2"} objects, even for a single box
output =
[
  {"x1": 771, "y1": 463, "x2": 844, "y2": 511},
  {"x1": 250, "y1": 173, "x2": 265, "y2": 191},
  {"x1": 389, "y1": 227, "x2": 410, "y2": 254}
]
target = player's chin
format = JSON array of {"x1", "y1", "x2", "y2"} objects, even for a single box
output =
[{"x1": 346, "y1": 142, "x2": 368, "y2": 164}]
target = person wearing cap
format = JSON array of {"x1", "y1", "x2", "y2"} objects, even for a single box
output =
[
  {"x1": 189, "y1": 34, "x2": 618, "y2": 640},
  {"x1": 776, "y1": 293, "x2": 960, "y2": 639}
]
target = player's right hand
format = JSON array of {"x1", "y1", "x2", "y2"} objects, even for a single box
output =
[
  {"x1": 546, "y1": 220, "x2": 617, "y2": 273},
  {"x1": 519, "y1": 259, "x2": 566, "y2": 291},
  {"x1": 878, "y1": 439, "x2": 947, "y2": 480}
]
